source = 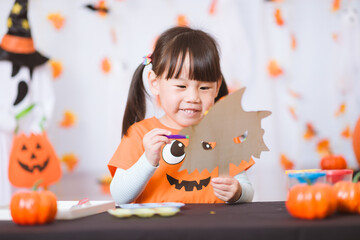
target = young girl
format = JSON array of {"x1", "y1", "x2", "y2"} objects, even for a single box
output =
[{"x1": 108, "y1": 26, "x2": 254, "y2": 204}]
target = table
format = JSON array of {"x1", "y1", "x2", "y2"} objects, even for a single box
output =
[{"x1": 1, "y1": 201, "x2": 360, "y2": 240}]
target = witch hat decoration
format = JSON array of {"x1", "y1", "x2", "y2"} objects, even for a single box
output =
[{"x1": 0, "y1": 0, "x2": 49, "y2": 68}]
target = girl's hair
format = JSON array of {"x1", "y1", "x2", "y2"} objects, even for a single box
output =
[{"x1": 122, "y1": 26, "x2": 228, "y2": 136}]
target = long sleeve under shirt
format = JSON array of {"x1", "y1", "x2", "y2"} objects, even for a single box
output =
[{"x1": 110, "y1": 153, "x2": 254, "y2": 204}]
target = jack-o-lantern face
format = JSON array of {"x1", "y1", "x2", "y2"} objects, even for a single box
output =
[
  {"x1": 162, "y1": 140, "x2": 210, "y2": 191},
  {"x1": 160, "y1": 139, "x2": 253, "y2": 193},
  {"x1": 8, "y1": 132, "x2": 61, "y2": 188}
]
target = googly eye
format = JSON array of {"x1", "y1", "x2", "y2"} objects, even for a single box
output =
[
  {"x1": 162, "y1": 140, "x2": 186, "y2": 165},
  {"x1": 233, "y1": 130, "x2": 248, "y2": 144},
  {"x1": 201, "y1": 141, "x2": 216, "y2": 150}
]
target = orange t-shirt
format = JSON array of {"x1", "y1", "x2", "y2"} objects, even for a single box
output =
[{"x1": 108, "y1": 117, "x2": 254, "y2": 203}]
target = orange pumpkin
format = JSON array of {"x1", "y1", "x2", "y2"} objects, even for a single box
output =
[
  {"x1": 10, "y1": 180, "x2": 57, "y2": 225},
  {"x1": 320, "y1": 155, "x2": 347, "y2": 170},
  {"x1": 8, "y1": 132, "x2": 61, "y2": 188},
  {"x1": 353, "y1": 117, "x2": 360, "y2": 166},
  {"x1": 286, "y1": 183, "x2": 337, "y2": 220},
  {"x1": 333, "y1": 172, "x2": 360, "y2": 213}
]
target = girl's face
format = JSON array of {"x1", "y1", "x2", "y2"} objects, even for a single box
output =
[{"x1": 149, "y1": 59, "x2": 221, "y2": 130}]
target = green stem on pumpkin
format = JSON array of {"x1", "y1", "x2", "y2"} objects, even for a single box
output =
[
  {"x1": 299, "y1": 177, "x2": 313, "y2": 186},
  {"x1": 353, "y1": 172, "x2": 360, "y2": 183},
  {"x1": 32, "y1": 179, "x2": 43, "y2": 191}
]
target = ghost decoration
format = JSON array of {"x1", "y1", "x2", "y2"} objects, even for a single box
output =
[
  {"x1": 0, "y1": 0, "x2": 61, "y2": 205},
  {"x1": 179, "y1": 88, "x2": 271, "y2": 176}
]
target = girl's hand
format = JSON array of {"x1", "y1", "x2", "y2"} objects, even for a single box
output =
[
  {"x1": 211, "y1": 177, "x2": 242, "y2": 203},
  {"x1": 143, "y1": 128, "x2": 171, "y2": 167}
]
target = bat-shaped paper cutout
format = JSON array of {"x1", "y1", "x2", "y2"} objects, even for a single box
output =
[{"x1": 179, "y1": 88, "x2": 271, "y2": 176}]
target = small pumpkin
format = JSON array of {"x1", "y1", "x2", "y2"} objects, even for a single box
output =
[
  {"x1": 286, "y1": 183, "x2": 337, "y2": 220},
  {"x1": 8, "y1": 132, "x2": 61, "y2": 188},
  {"x1": 333, "y1": 172, "x2": 360, "y2": 213},
  {"x1": 320, "y1": 155, "x2": 347, "y2": 170},
  {"x1": 10, "y1": 180, "x2": 57, "y2": 225},
  {"x1": 353, "y1": 117, "x2": 360, "y2": 166}
]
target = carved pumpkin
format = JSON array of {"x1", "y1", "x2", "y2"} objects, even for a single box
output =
[
  {"x1": 353, "y1": 117, "x2": 360, "y2": 166},
  {"x1": 286, "y1": 183, "x2": 337, "y2": 220},
  {"x1": 10, "y1": 180, "x2": 57, "y2": 225},
  {"x1": 8, "y1": 132, "x2": 61, "y2": 188},
  {"x1": 320, "y1": 155, "x2": 347, "y2": 170}
]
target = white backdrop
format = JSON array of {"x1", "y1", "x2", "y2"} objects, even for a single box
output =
[{"x1": 1, "y1": 0, "x2": 360, "y2": 202}]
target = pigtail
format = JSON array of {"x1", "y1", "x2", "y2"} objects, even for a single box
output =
[
  {"x1": 215, "y1": 74, "x2": 229, "y2": 102},
  {"x1": 122, "y1": 64, "x2": 148, "y2": 137}
]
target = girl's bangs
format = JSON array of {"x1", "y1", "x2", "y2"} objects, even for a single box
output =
[{"x1": 161, "y1": 35, "x2": 221, "y2": 82}]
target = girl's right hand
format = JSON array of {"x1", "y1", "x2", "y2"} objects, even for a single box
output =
[{"x1": 143, "y1": 128, "x2": 171, "y2": 167}]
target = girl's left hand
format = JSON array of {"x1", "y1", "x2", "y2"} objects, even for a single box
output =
[{"x1": 211, "y1": 177, "x2": 242, "y2": 203}]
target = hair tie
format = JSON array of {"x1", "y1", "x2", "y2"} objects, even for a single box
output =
[{"x1": 142, "y1": 54, "x2": 152, "y2": 65}]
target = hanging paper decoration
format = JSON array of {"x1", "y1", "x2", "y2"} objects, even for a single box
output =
[
  {"x1": 316, "y1": 139, "x2": 331, "y2": 156},
  {"x1": 280, "y1": 154, "x2": 294, "y2": 170},
  {"x1": 47, "y1": 13, "x2": 65, "y2": 30},
  {"x1": 61, "y1": 153, "x2": 78, "y2": 172},
  {"x1": 288, "y1": 106, "x2": 298, "y2": 120},
  {"x1": 341, "y1": 124, "x2": 351, "y2": 138},
  {"x1": 179, "y1": 88, "x2": 271, "y2": 175},
  {"x1": 274, "y1": 8, "x2": 284, "y2": 26},
  {"x1": 85, "y1": 1, "x2": 109, "y2": 17},
  {"x1": 8, "y1": 132, "x2": 61, "y2": 188},
  {"x1": 209, "y1": 0, "x2": 218, "y2": 15},
  {"x1": 303, "y1": 122, "x2": 316, "y2": 140},
  {"x1": 49, "y1": 60, "x2": 63, "y2": 79},
  {"x1": 335, "y1": 103, "x2": 346, "y2": 117},
  {"x1": 101, "y1": 57, "x2": 111, "y2": 74},
  {"x1": 291, "y1": 34, "x2": 297, "y2": 50},
  {"x1": 59, "y1": 110, "x2": 77, "y2": 128},
  {"x1": 177, "y1": 14, "x2": 189, "y2": 27},
  {"x1": 332, "y1": 0, "x2": 341, "y2": 12},
  {"x1": 288, "y1": 89, "x2": 302, "y2": 99},
  {"x1": 267, "y1": 60, "x2": 283, "y2": 77}
]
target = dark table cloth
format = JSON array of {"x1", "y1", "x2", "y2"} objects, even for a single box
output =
[{"x1": 1, "y1": 201, "x2": 360, "y2": 240}]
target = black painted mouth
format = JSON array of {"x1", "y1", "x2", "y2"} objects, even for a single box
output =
[
  {"x1": 18, "y1": 158, "x2": 49, "y2": 173},
  {"x1": 166, "y1": 174, "x2": 211, "y2": 191}
]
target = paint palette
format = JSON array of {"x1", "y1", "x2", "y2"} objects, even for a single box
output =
[
  {"x1": 108, "y1": 207, "x2": 180, "y2": 218},
  {"x1": 108, "y1": 202, "x2": 185, "y2": 218}
]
